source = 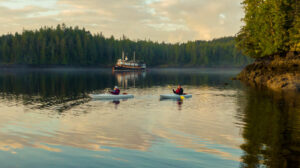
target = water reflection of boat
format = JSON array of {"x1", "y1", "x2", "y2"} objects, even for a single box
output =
[
  {"x1": 114, "y1": 71, "x2": 146, "y2": 88},
  {"x1": 159, "y1": 98, "x2": 184, "y2": 110}
]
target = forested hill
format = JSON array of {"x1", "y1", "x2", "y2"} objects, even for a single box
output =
[
  {"x1": 237, "y1": 0, "x2": 299, "y2": 58},
  {"x1": 0, "y1": 25, "x2": 252, "y2": 67},
  {"x1": 236, "y1": 0, "x2": 300, "y2": 91}
]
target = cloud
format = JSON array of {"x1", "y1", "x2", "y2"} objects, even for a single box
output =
[
  {"x1": 0, "y1": 0, "x2": 244, "y2": 42},
  {"x1": 149, "y1": 0, "x2": 243, "y2": 40}
]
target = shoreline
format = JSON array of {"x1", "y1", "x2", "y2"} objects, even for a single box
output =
[
  {"x1": 236, "y1": 52, "x2": 300, "y2": 91},
  {"x1": 0, "y1": 66, "x2": 243, "y2": 71},
  {"x1": 0, "y1": 64, "x2": 247, "y2": 70}
]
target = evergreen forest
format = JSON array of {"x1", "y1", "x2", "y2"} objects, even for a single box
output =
[{"x1": 0, "y1": 24, "x2": 252, "y2": 67}]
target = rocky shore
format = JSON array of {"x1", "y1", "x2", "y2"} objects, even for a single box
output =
[{"x1": 236, "y1": 52, "x2": 300, "y2": 91}]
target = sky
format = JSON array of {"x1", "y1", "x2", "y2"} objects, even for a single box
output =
[{"x1": 0, "y1": 0, "x2": 244, "y2": 43}]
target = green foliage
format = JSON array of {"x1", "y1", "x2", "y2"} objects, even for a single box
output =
[
  {"x1": 289, "y1": 1, "x2": 300, "y2": 51},
  {"x1": 0, "y1": 24, "x2": 252, "y2": 67},
  {"x1": 237, "y1": 0, "x2": 300, "y2": 58}
]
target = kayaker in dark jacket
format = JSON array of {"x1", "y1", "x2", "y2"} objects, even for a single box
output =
[
  {"x1": 111, "y1": 86, "x2": 120, "y2": 95},
  {"x1": 173, "y1": 85, "x2": 184, "y2": 95}
]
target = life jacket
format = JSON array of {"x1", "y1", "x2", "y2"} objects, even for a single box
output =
[
  {"x1": 174, "y1": 88, "x2": 184, "y2": 95},
  {"x1": 111, "y1": 88, "x2": 120, "y2": 95}
]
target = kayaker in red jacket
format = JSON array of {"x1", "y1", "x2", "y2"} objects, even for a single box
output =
[
  {"x1": 173, "y1": 85, "x2": 184, "y2": 95},
  {"x1": 111, "y1": 86, "x2": 120, "y2": 95}
]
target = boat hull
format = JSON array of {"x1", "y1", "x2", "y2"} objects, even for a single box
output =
[
  {"x1": 160, "y1": 94, "x2": 192, "y2": 99},
  {"x1": 113, "y1": 66, "x2": 146, "y2": 71},
  {"x1": 89, "y1": 94, "x2": 134, "y2": 100}
]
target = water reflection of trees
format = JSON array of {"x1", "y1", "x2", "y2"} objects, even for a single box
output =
[
  {"x1": 0, "y1": 69, "x2": 241, "y2": 112},
  {"x1": 0, "y1": 70, "x2": 115, "y2": 112},
  {"x1": 0, "y1": 71, "x2": 112, "y2": 95},
  {"x1": 134, "y1": 69, "x2": 242, "y2": 89},
  {"x1": 239, "y1": 89, "x2": 300, "y2": 167}
]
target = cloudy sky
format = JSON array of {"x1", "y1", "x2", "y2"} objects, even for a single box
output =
[{"x1": 0, "y1": 0, "x2": 244, "y2": 43}]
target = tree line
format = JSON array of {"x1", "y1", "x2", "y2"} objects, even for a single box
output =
[
  {"x1": 0, "y1": 24, "x2": 252, "y2": 67},
  {"x1": 237, "y1": 0, "x2": 300, "y2": 58}
]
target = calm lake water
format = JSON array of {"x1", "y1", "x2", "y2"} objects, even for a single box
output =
[{"x1": 0, "y1": 68, "x2": 299, "y2": 168}]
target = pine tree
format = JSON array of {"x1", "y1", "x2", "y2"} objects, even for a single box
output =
[
  {"x1": 290, "y1": 0, "x2": 300, "y2": 51},
  {"x1": 237, "y1": 0, "x2": 300, "y2": 58}
]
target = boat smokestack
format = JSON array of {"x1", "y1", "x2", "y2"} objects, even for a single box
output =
[
  {"x1": 133, "y1": 51, "x2": 136, "y2": 62},
  {"x1": 122, "y1": 51, "x2": 124, "y2": 61}
]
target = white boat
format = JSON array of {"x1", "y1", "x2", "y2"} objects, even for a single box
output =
[
  {"x1": 113, "y1": 51, "x2": 146, "y2": 71},
  {"x1": 89, "y1": 94, "x2": 134, "y2": 100},
  {"x1": 160, "y1": 94, "x2": 192, "y2": 99}
]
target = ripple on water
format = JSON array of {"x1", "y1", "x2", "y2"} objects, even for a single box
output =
[{"x1": 2, "y1": 69, "x2": 296, "y2": 168}]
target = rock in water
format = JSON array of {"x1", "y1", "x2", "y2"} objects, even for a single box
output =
[{"x1": 237, "y1": 52, "x2": 300, "y2": 92}]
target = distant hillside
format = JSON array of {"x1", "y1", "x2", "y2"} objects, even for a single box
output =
[{"x1": 0, "y1": 24, "x2": 252, "y2": 67}]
